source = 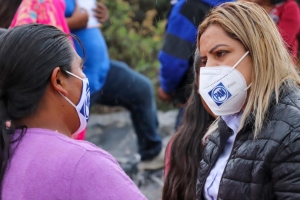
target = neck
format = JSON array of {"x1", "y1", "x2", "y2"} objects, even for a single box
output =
[{"x1": 16, "y1": 106, "x2": 72, "y2": 138}]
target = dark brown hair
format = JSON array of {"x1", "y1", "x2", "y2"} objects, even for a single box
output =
[
  {"x1": 162, "y1": 49, "x2": 214, "y2": 200},
  {"x1": 0, "y1": 24, "x2": 74, "y2": 196},
  {"x1": 0, "y1": 0, "x2": 22, "y2": 28}
]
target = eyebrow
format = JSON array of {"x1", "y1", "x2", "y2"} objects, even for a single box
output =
[
  {"x1": 80, "y1": 59, "x2": 84, "y2": 68},
  {"x1": 200, "y1": 44, "x2": 230, "y2": 59},
  {"x1": 209, "y1": 44, "x2": 229, "y2": 53}
]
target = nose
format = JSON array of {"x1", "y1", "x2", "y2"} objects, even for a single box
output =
[{"x1": 205, "y1": 58, "x2": 218, "y2": 67}]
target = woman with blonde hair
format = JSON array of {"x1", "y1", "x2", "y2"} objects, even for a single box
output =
[{"x1": 163, "y1": 2, "x2": 300, "y2": 200}]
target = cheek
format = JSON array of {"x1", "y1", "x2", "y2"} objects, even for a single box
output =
[
  {"x1": 67, "y1": 79, "x2": 83, "y2": 105},
  {"x1": 236, "y1": 59, "x2": 252, "y2": 86},
  {"x1": 237, "y1": 68, "x2": 252, "y2": 86},
  {"x1": 244, "y1": 61, "x2": 252, "y2": 86}
]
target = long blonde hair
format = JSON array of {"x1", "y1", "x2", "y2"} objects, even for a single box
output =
[{"x1": 198, "y1": 2, "x2": 300, "y2": 138}]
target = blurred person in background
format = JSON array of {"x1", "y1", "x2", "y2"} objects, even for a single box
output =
[
  {"x1": 65, "y1": 0, "x2": 164, "y2": 171},
  {"x1": 6, "y1": 0, "x2": 70, "y2": 33},
  {"x1": 244, "y1": 0, "x2": 300, "y2": 59},
  {"x1": 164, "y1": 2, "x2": 300, "y2": 199},
  {"x1": 158, "y1": 0, "x2": 233, "y2": 130},
  {"x1": 0, "y1": 24, "x2": 146, "y2": 200}
]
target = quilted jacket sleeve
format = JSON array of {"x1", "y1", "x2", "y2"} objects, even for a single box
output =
[{"x1": 272, "y1": 126, "x2": 300, "y2": 199}]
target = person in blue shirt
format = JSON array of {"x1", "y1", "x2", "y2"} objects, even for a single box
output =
[
  {"x1": 158, "y1": 0, "x2": 234, "y2": 129},
  {"x1": 65, "y1": 0, "x2": 164, "y2": 170}
]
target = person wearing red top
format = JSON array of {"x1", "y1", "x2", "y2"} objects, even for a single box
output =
[{"x1": 247, "y1": 0, "x2": 300, "y2": 58}]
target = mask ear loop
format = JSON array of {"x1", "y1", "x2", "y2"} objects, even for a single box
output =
[
  {"x1": 244, "y1": 83, "x2": 252, "y2": 91},
  {"x1": 58, "y1": 70, "x2": 86, "y2": 108},
  {"x1": 230, "y1": 51, "x2": 251, "y2": 91},
  {"x1": 64, "y1": 70, "x2": 85, "y2": 81},
  {"x1": 58, "y1": 92, "x2": 77, "y2": 108},
  {"x1": 231, "y1": 51, "x2": 249, "y2": 71}
]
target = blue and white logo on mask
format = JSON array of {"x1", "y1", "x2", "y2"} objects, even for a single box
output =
[
  {"x1": 59, "y1": 70, "x2": 90, "y2": 135},
  {"x1": 80, "y1": 82, "x2": 90, "y2": 123},
  {"x1": 208, "y1": 82, "x2": 232, "y2": 106}
]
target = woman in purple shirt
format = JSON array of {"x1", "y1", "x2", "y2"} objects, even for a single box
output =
[{"x1": 0, "y1": 24, "x2": 146, "y2": 200}]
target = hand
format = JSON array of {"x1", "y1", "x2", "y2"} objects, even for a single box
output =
[
  {"x1": 158, "y1": 87, "x2": 172, "y2": 103},
  {"x1": 66, "y1": 6, "x2": 89, "y2": 30},
  {"x1": 93, "y1": 2, "x2": 109, "y2": 23}
]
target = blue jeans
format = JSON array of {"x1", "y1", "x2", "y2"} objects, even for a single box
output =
[
  {"x1": 175, "y1": 107, "x2": 185, "y2": 131},
  {"x1": 90, "y1": 60, "x2": 162, "y2": 161}
]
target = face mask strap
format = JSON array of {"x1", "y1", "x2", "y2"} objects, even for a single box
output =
[
  {"x1": 244, "y1": 83, "x2": 252, "y2": 91},
  {"x1": 58, "y1": 92, "x2": 77, "y2": 108},
  {"x1": 64, "y1": 70, "x2": 85, "y2": 81},
  {"x1": 232, "y1": 51, "x2": 249, "y2": 70}
]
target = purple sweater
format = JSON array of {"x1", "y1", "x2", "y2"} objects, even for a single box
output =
[{"x1": 2, "y1": 128, "x2": 147, "y2": 200}]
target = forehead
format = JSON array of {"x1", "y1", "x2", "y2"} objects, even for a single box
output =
[
  {"x1": 199, "y1": 25, "x2": 232, "y2": 52},
  {"x1": 74, "y1": 53, "x2": 82, "y2": 63},
  {"x1": 70, "y1": 50, "x2": 83, "y2": 68}
]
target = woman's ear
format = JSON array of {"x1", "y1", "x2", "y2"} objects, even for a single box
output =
[{"x1": 50, "y1": 67, "x2": 68, "y2": 96}]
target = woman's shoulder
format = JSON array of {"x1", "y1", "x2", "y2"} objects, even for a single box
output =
[
  {"x1": 56, "y1": 130, "x2": 119, "y2": 164},
  {"x1": 22, "y1": 128, "x2": 117, "y2": 164},
  {"x1": 11, "y1": 128, "x2": 146, "y2": 199},
  {"x1": 274, "y1": 85, "x2": 300, "y2": 111},
  {"x1": 267, "y1": 85, "x2": 300, "y2": 129},
  {"x1": 67, "y1": 140, "x2": 147, "y2": 199}
]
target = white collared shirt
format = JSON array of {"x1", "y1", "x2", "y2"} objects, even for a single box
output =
[{"x1": 204, "y1": 112, "x2": 243, "y2": 200}]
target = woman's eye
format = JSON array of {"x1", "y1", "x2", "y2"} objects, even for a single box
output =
[
  {"x1": 201, "y1": 60, "x2": 207, "y2": 65},
  {"x1": 216, "y1": 51, "x2": 227, "y2": 57}
]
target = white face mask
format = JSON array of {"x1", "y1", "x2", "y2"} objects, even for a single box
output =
[
  {"x1": 60, "y1": 70, "x2": 90, "y2": 135},
  {"x1": 199, "y1": 51, "x2": 250, "y2": 116}
]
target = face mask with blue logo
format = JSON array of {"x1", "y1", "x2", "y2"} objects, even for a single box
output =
[
  {"x1": 59, "y1": 70, "x2": 90, "y2": 135},
  {"x1": 199, "y1": 51, "x2": 250, "y2": 116}
]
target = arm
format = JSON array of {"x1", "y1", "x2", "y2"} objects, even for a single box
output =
[
  {"x1": 158, "y1": 23, "x2": 195, "y2": 95},
  {"x1": 93, "y1": 2, "x2": 109, "y2": 23},
  {"x1": 66, "y1": 6, "x2": 89, "y2": 30},
  {"x1": 158, "y1": 1, "x2": 200, "y2": 97},
  {"x1": 272, "y1": 127, "x2": 300, "y2": 199},
  {"x1": 69, "y1": 151, "x2": 146, "y2": 200}
]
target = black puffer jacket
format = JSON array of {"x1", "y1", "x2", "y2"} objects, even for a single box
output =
[{"x1": 196, "y1": 84, "x2": 300, "y2": 200}]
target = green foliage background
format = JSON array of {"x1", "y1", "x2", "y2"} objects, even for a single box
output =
[
  {"x1": 100, "y1": 0, "x2": 169, "y2": 80},
  {"x1": 97, "y1": 0, "x2": 172, "y2": 110}
]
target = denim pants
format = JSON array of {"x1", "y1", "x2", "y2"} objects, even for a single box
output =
[{"x1": 90, "y1": 60, "x2": 162, "y2": 161}]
